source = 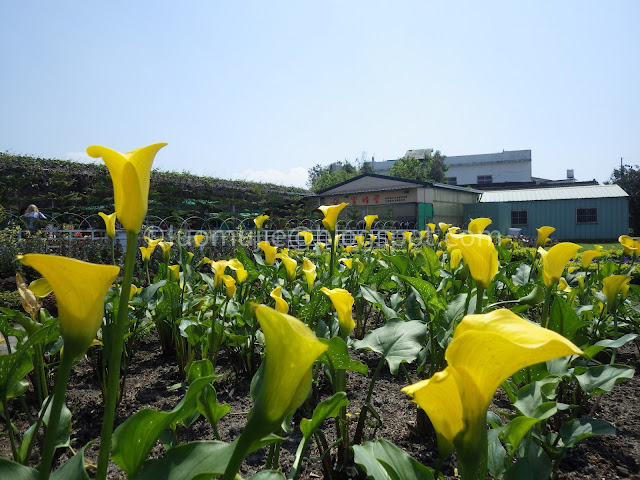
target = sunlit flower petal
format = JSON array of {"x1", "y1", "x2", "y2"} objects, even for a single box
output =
[
  {"x1": 438, "y1": 223, "x2": 451, "y2": 235},
  {"x1": 299, "y1": 231, "x2": 314, "y2": 247},
  {"x1": 447, "y1": 233, "x2": 498, "y2": 289},
  {"x1": 450, "y1": 248, "x2": 463, "y2": 270},
  {"x1": 538, "y1": 242, "x2": 581, "y2": 287},
  {"x1": 169, "y1": 264, "x2": 180, "y2": 281},
  {"x1": 18, "y1": 254, "x2": 119, "y2": 357},
  {"x1": 270, "y1": 286, "x2": 289, "y2": 314},
  {"x1": 302, "y1": 257, "x2": 317, "y2": 291},
  {"x1": 87, "y1": 143, "x2": 167, "y2": 233},
  {"x1": 536, "y1": 226, "x2": 555, "y2": 247},
  {"x1": 280, "y1": 254, "x2": 298, "y2": 281},
  {"x1": 364, "y1": 215, "x2": 378, "y2": 232},
  {"x1": 194, "y1": 234, "x2": 206, "y2": 248},
  {"x1": 259, "y1": 241, "x2": 278, "y2": 266},
  {"x1": 581, "y1": 250, "x2": 602, "y2": 268},
  {"x1": 222, "y1": 274, "x2": 236, "y2": 298},
  {"x1": 321, "y1": 287, "x2": 355, "y2": 336},
  {"x1": 98, "y1": 212, "x2": 117, "y2": 239},
  {"x1": 468, "y1": 218, "x2": 492, "y2": 235},
  {"x1": 318, "y1": 203, "x2": 348, "y2": 234},
  {"x1": 603, "y1": 275, "x2": 631, "y2": 311},
  {"x1": 254, "y1": 215, "x2": 269, "y2": 229},
  {"x1": 158, "y1": 241, "x2": 173, "y2": 262},
  {"x1": 403, "y1": 231, "x2": 412, "y2": 244},
  {"x1": 339, "y1": 258, "x2": 353, "y2": 270}
]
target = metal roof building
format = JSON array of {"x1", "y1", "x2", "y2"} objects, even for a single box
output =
[{"x1": 464, "y1": 184, "x2": 629, "y2": 241}]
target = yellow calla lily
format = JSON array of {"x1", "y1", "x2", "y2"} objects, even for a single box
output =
[
  {"x1": 139, "y1": 246, "x2": 154, "y2": 262},
  {"x1": 436, "y1": 250, "x2": 444, "y2": 258},
  {"x1": 557, "y1": 277, "x2": 572, "y2": 293},
  {"x1": 433, "y1": 234, "x2": 439, "y2": 243},
  {"x1": 450, "y1": 248, "x2": 463, "y2": 270},
  {"x1": 245, "y1": 305, "x2": 327, "y2": 440},
  {"x1": 468, "y1": 218, "x2": 492, "y2": 235},
  {"x1": 194, "y1": 234, "x2": 206, "y2": 248},
  {"x1": 536, "y1": 226, "x2": 555, "y2": 247},
  {"x1": 581, "y1": 250, "x2": 602, "y2": 268},
  {"x1": 279, "y1": 254, "x2": 298, "y2": 281},
  {"x1": 402, "y1": 309, "x2": 582, "y2": 467},
  {"x1": 222, "y1": 274, "x2": 237, "y2": 298},
  {"x1": 354, "y1": 258, "x2": 365, "y2": 274},
  {"x1": 593, "y1": 244, "x2": 603, "y2": 252},
  {"x1": 340, "y1": 258, "x2": 353, "y2": 270},
  {"x1": 98, "y1": 212, "x2": 117, "y2": 239},
  {"x1": 318, "y1": 203, "x2": 348, "y2": 235},
  {"x1": 343, "y1": 244, "x2": 355, "y2": 253},
  {"x1": 158, "y1": 241, "x2": 173, "y2": 262},
  {"x1": 369, "y1": 234, "x2": 377, "y2": 245},
  {"x1": 168, "y1": 264, "x2": 180, "y2": 281},
  {"x1": 302, "y1": 257, "x2": 317, "y2": 291},
  {"x1": 299, "y1": 231, "x2": 314, "y2": 247},
  {"x1": 258, "y1": 241, "x2": 278, "y2": 266},
  {"x1": 228, "y1": 258, "x2": 248, "y2": 283},
  {"x1": 618, "y1": 235, "x2": 640, "y2": 259},
  {"x1": 129, "y1": 284, "x2": 138, "y2": 300},
  {"x1": 386, "y1": 231, "x2": 393, "y2": 243},
  {"x1": 438, "y1": 223, "x2": 451, "y2": 235},
  {"x1": 321, "y1": 287, "x2": 355, "y2": 337},
  {"x1": 355, "y1": 235, "x2": 367, "y2": 250},
  {"x1": 537, "y1": 242, "x2": 581, "y2": 287},
  {"x1": 29, "y1": 277, "x2": 53, "y2": 298},
  {"x1": 603, "y1": 275, "x2": 631, "y2": 312},
  {"x1": 499, "y1": 238, "x2": 512, "y2": 249},
  {"x1": 403, "y1": 231, "x2": 412, "y2": 244},
  {"x1": 18, "y1": 254, "x2": 119, "y2": 357},
  {"x1": 270, "y1": 286, "x2": 289, "y2": 314},
  {"x1": 254, "y1": 215, "x2": 269, "y2": 229},
  {"x1": 210, "y1": 260, "x2": 230, "y2": 288},
  {"x1": 316, "y1": 242, "x2": 326, "y2": 252},
  {"x1": 447, "y1": 233, "x2": 498, "y2": 289},
  {"x1": 87, "y1": 143, "x2": 167, "y2": 233},
  {"x1": 427, "y1": 223, "x2": 436, "y2": 233},
  {"x1": 364, "y1": 214, "x2": 378, "y2": 232}
]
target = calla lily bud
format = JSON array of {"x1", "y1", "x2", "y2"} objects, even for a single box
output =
[
  {"x1": 321, "y1": 287, "x2": 355, "y2": 336},
  {"x1": 169, "y1": 264, "x2": 180, "y2": 281},
  {"x1": 194, "y1": 234, "x2": 206, "y2": 248},
  {"x1": 211, "y1": 260, "x2": 230, "y2": 288},
  {"x1": 98, "y1": 212, "x2": 117, "y2": 240},
  {"x1": 87, "y1": 143, "x2": 167, "y2": 234},
  {"x1": 279, "y1": 254, "x2": 298, "y2": 281},
  {"x1": 302, "y1": 257, "x2": 317, "y2": 291},
  {"x1": 18, "y1": 254, "x2": 119, "y2": 358},
  {"x1": 603, "y1": 275, "x2": 631, "y2": 312},
  {"x1": 158, "y1": 241, "x2": 173, "y2": 262}
]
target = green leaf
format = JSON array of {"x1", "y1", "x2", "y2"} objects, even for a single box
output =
[
  {"x1": 235, "y1": 246, "x2": 260, "y2": 282},
  {"x1": 197, "y1": 385, "x2": 231, "y2": 429},
  {"x1": 0, "y1": 327, "x2": 49, "y2": 400},
  {"x1": 511, "y1": 263, "x2": 531, "y2": 286},
  {"x1": 353, "y1": 319, "x2": 427, "y2": 375},
  {"x1": 0, "y1": 458, "x2": 37, "y2": 480},
  {"x1": 574, "y1": 364, "x2": 634, "y2": 395},
  {"x1": 187, "y1": 359, "x2": 215, "y2": 383},
  {"x1": 43, "y1": 395, "x2": 72, "y2": 448},
  {"x1": 397, "y1": 275, "x2": 445, "y2": 312},
  {"x1": 386, "y1": 255, "x2": 410, "y2": 275},
  {"x1": 487, "y1": 427, "x2": 507, "y2": 479},
  {"x1": 514, "y1": 378, "x2": 561, "y2": 418},
  {"x1": 133, "y1": 440, "x2": 235, "y2": 480},
  {"x1": 353, "y1": 438, "x2": 434, "y2": 480},
  {"x1": 500, "y1": 416, "x2": 540, "y2": 456},
  {"x1": 583, "y1": 333, "x2": 639, "y2": 358},
  {"x1": 559, "y1": 418, "x2": 615, "y2": 448},
  {"x1": 419, "y1": 246, "x2": 441, "y2": 277},
  {"x1": 248, "y1": 472, "x2": 286, "y2": 480},
  {"x1": 112, "y1": 376, "x2": 216, "y2": 476},
  {"x1": 360, "y1": 286, "x2": 401, "y2": 321},
  {"x1": 319, "y1": 337, "x2": 368, "y2": 375},
  {"x1": 548, "y1": 297, "x2": 588, "y2": 341},
  {"x1": 51, "y1": 442, "x2": 92, "y2": 480},
  {"x1": 300, "y1": 392, "x2": 348, "y2": 439}
]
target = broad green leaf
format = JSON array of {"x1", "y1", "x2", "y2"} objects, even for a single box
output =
[
  {"x1": 360, "y1": 286, "x2": 400, "y2": 321},
  {"x1": 0, "y1": 458, "x2": 37, "y2": 480},
  {"x1": 319, "y1": 337, "x2": 368, "y2": 375},
  {"x1": 353, "y1": 319, "x2": 427, "y2": 375},
  {"x1": 386, "y1": 255, "x2": 410, "y2": 275},
  {"x1": 51, "y1": 442, "x2": 92, "y2": 480},
  {"x1": 487, "y1": 427, "x2": 507, "y2": 479},
  {"x1": 0, "y1": 327, "x2": 49, "y2": 400},
  {"x1": 548, "y1": 297, "x2": 587, "y2": 341},
  {"x1": 559, "y1": 418, "x2": 615, "y2": 448},
  {"x1": 583, "y1": 333, "x2": 639, "y2": 358},
  {"x1": 187, "y1": 359, "x2": 215, "y2": 383},
  {"x1": 500, "y1": 416, "x2": 540, "y2": 456},
  {"x1": 574, "y1": 364, "x2": 634, "y2": 395},
  {"x1": 353, "y1": 438, "x2": 434, "y2": 480},
  {"x1": 397, "y1": 275, "x2": 445, "y2": 311},
  {"x1": 300, "y1": 392, "x2": 348, "y2": 439},
  {"x1": 43, "y1": 395, "x2": 72, "y2": 448},
  {"x1": 112, "y1": 376, "x2": 216, "y2": 476},
  {"x1": 511, "y1": 263, "x2": 531, "y2": 286},
  {"x1": 235, "y1": 246, "x2": 260, "y2": 282},
  {"x1": 298, "y1": 289, "x2": 331, "y2": 324},
  {"x1": 140, "y1": 280, "x2": 167, "y2": 303},
  {"x1": 514, "y1": 377, "x2": 561, "y2": 418},
  {"x1": 419, "y1": 246, "x2": 441, "y2": 277},
  {"x1": 197, "y1": 385, "x2": 231, "y2": 429}
]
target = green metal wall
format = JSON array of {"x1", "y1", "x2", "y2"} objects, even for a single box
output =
[{"x1": 464, "y1": 197, "x2": 629, "y2": 241}]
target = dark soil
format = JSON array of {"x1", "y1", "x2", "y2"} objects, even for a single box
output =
[{"x1": 2, "y1": 334, "x2": 639, "y2": 479}]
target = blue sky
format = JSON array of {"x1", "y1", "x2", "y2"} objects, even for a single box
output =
[{"x1": 1, "y1": 1, "x2": 638, "y2": 188}]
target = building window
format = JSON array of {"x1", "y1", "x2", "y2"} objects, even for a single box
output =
[
  {"x1": 511, "y1": 210, "x2": 528, "y2": 225},
  {"x1": 447, "y1": 177, "x2": 457, "y2": 185},
  {"x1": 576, "y1": 208, "x2": 598, "y2": 224},
  {"x1": 477, "y1": 175, "x2": 493, "y2": 185}
]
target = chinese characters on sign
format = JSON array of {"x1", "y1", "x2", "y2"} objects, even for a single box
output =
[{"x1": 333, "y1": 195, "x2": 381, "y2": 205}]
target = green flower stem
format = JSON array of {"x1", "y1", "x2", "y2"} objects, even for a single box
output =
[
  {"x1": 328, "y1": 231, "x2": 336, "y2": 282},
  {"x1": 353, "y1": 357, "x2": 385, "y2": 444},
  {"x1": 144, "y1": 259, "x2": 150, "y2": 286},
  {"x1": 334, "y1": 368, "x2": 349, "y2": 466},
  {"x1": 109, "y1": 238, "x2": 115, "y2": 266},
  {"x1": 475, "y1": 284, "x2": 484, "y2": 314},
  {"x1": 541, "y1": 285, "x2": 553, "y2": 329},
  {"x1": 95, "y1": 230, "x2": 138, "y2": 480},
  {"x1": 222, "y1": 434, "x2": 253, "y2": 480},
  {"x1": 38, "y1": 351, "x2": 74, "y2": 480}
]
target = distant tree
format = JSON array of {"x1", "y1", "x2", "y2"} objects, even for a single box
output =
[
  {"x1": 608, "y1": 163, "x2": 639, "y2": 234},
  {"x1": 388, "y1": 150, "x2": 448, "y2": 183},
  {"x1": 308, "y1": 155, "x2": 374, "y2": 192}
]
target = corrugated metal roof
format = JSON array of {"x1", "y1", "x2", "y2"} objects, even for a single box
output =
[{"x1": 479, "y1": 184, "x2": 628, "y2": 203}]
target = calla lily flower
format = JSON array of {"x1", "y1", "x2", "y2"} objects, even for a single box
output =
[
  {"x1": 329, "y1": 234, "x2": 342, "y2": 252},
  {"x1": 386, "y1": 231, "x2": 393, "y2": 243},
  {"x1": 354, "y1": 258, "x2": 365, "y2": 274},
  {"x1": 364, "y1": 214, "x2": 378, "y2": 231},
  {"x1": 316, "y1": 242, "x2": 326, "y2": 252},
  {"x1": 169, "y1": 264, "x2": 180, "y2": 281},
  {"x1": 618, "y1": 235, "x2": 640, "y2": 259},
  {"x1": 433, "y1": 234, "x2": 439, "y2": 243},
  {"x1": 343, "y1": 244, "x2": 355, "y2": 253},
  {"x1": 299, "y1": 231, "x2": 313, "y2": 247},
  {"x1": 211, "y1": 260, "x2": 230, "y2": 288},
  {"x1": 98, "y1": 212, "x2": 117, "y2": 239},
  {"x1": 557, "y1": 277, "x2": 572, "y2": 293},
  {"x1": 499, "y1": 238, "x2": 512, "y2": 248},
  {"x1": 419, "y1": 230, "x2": 427, "y2": 241},
  {"x1": 339, "y1": 258, "x2": 353, "y2": 270},
  {"x1": 427, "y1": 223, "x2": 436, "y2": 233},
  {"x1": 468, "y1": 217, "x2": 491, "y2": 235},
  {"x1": 18, "y1": 254, "x2": 119, "y2": 357},
  {"x1": 536, "y1": 226, "x2": 555, "y2": 247},
  {"x1": 321, "y1": 287, "x2": 355, "y2": 337},
  {"x1": 318, "y1": 203, "x2": 348, "y2": 235},
  {"x1": 302, "y1": 257, "x2": 317, "y2": 290},
  {"x1": 245, "y1": 305, "x2": 327, "y2": 440},
  {"x1": 270, "y1": 286, "x2": 289, "y2": 314},
  {"x1": 228, "y1": 258, "x2": 248, "y2": 283},
  {"x1": 222, "y1": 274, "x2": 237, "y2": 298},
  {"x1": 581, "y1": 250, "x2": 602, "y2": 267},
  {"x1": 254, "y1": 214, "x2": 269, "y2": 229},
  {"x1": 140, "y1": 237, "x2": 162, "y2": 261},
  {"x1": 403, "y1": 231, "x2": 412, "y2": 244},
  {"x1": 259, "y1": 241, "x2": 278, "y2": 266},
  {"x1": 603, "y1": 275, "x2": 631, "y2": 311},
  {"x1": 439, "y1": 223, "x2": 451, "y2": 235},
  {"x1": 29, "y1": 277, "x2": 53, "y2": 298},
  {"x1": 402, "y1": 309, "x2": 582, "y2": 468},
  {"x1": 447, "y1": 233, "x2": 498, "y2": 289},
  {"x1": 593, "y1": 244, "x2": 603, "y2": 252},
  {"x1": 158, "y1": 241, "x2": 173, "y2": 262},
  {"x1": 87, "y1": 143, "x2": 167, "y2": 233},
  {"x1": 194, "y1": 234, "x2": 206, "y2": 248},
  {"x1": 279, "y1": 254, "x2": 298, "y2": 281},
  {"x1": 369, "y1": 234, "x2": 377, "y2": 245},
  {"x1": 537, "y1": 242, "x2": 581, "y2": 287},
  {"x1": 355, "y1": 235, "x2": 367, "y2": 250},
  {"x1": 450, "y1": 249, "x2": 463, "y2": 270}
]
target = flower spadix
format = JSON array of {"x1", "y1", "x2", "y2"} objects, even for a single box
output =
[
  {"x1": 18, "y1": 254, "x2": 119, "y2": 357},
  {"x1": 321, "y1": 287, "x2": 355, "y2": 336},
  {"x1": 246, "y1": 305, "x2": 328, "y2": 439},
  {"x1": 98, "y1": 212, "x2": 117, "y2": 239},
  {"x1": 538, "y1": 242, "x2": 581, "y2": 287},
  {"x1": 87, "y1": 143, "x2": 167, "y2": 233},
  {"x1": 447, "y1": 233, "x2": 498, "y2": 289},
  {"x1": 402, "y1": 309, "x2": 582, "y2": 459},
  {"x1": 318, "y1": 203, "x2": 348, "y2": 235},
  {"x1": 536, "y1": 226, "x2": 555, "y2": 247}
]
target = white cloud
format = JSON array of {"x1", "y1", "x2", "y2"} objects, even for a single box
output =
[
  {"x1": 233, "y1": 166, "x2": 309, "y2": 189},
  {"x1": 66, "y1": 151, "x2": 95, "y2": 163}
]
